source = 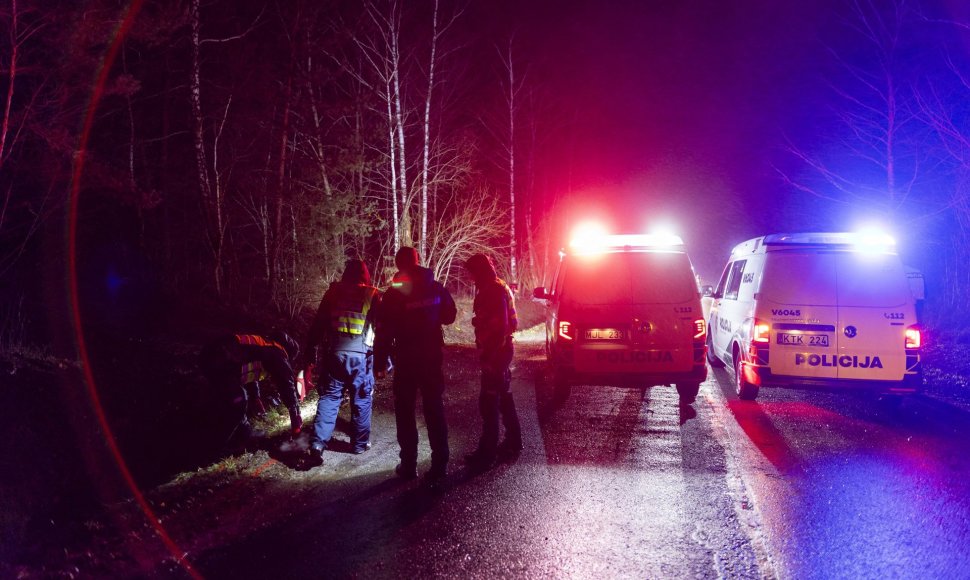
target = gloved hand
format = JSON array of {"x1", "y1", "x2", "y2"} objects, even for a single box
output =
[{"x1": 289, "y1": 406, "x2": 303, "y2": 435}]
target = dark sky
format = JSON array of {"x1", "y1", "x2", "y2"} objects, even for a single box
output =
[
  {"x1": 464, "y1": 0, "x2": 969, "y2": 280},
  {"x1": 481, "y1": 1, "x2": 834, "y2": 276}
]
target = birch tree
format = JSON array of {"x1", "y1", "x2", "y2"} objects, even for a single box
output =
[
  {"x1": 188, "y1": 0, "x2": 224, "y2": 294},
  {"x1": 501, "y1": 39, "x2": 520, "y2": 285},
  {"x1": 418, "y1": 0, "x2": 439, "y2": 262},
  {"x1": 329, "y1": 1, "x2": 406, "y2": 251}
]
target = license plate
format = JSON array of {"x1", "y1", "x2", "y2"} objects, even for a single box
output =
[
  {"x1": 584, "y1": 328, "x2": 625, "y2": 340},
  {"x1": 777, "y1": 332, "x2": 829, "y2": 347}
]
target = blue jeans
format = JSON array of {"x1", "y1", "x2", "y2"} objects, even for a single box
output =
[{"x1": 311, "y1": 351, "x2": 373, "y2": 453}]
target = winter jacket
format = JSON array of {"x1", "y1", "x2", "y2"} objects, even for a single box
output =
[
  {"x1": 374, "y1": 265, "x2": 457, "y2": 371},
  {"x1": 472, "y1": 276, "x2": 517, "y2": 353}
]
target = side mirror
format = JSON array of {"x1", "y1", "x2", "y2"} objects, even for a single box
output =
[
  {"x1": 701, "y1": 285, "x2": 714, "y2": 297},
  {"x1": 533, "y1": 287, "x2": 549, "y2": 300}
]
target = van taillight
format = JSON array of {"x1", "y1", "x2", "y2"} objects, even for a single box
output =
[
  {"x1": 753, "y1": 319, "x2": 770, "y2": 343},
  {"x1": 693, "y1": 319, "x2": 706, "y2": 340},
  {"x1": 905, "y1": 326, "x2": 921, "y2": 349},
  {"x1": 559, "y1": 321, "x2": 574, "y2": 341}
]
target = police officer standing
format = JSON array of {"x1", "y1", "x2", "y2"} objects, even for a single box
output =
[
  {"x1": 463, "y1": 253, "x2": 522, "y2": 469},
  {"x1": 375, "y1": 246, "x2": 456, "y2": 488},
  {"x1": 304, "y1": 259, "x2": 381, "y2": 464},
  {"x1": 199, "y1": 331, "x2": 303, "y2": 451}
]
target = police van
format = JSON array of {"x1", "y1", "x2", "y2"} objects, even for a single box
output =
[
  {"x1": 533, "y1": 231, "x2": 707, "y2": 404},
  {"x1": 705, "y1": 232, "x2": 922, "y2": 400}
]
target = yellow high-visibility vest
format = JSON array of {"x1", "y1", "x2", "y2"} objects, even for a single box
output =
[{"x1": 330, "y1": 285, "x2": 378, "y2": 340}]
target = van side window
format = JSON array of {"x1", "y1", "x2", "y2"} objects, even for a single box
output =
[
  {"x1": 724, "y1": 260, "x2": 747, "y2": 300},
  {"x1": 714, "y1": 264, "x2": 730, "y2": 297},
  {"x1": 552, "y1": 261, "x2": 565, "y2": 298}
]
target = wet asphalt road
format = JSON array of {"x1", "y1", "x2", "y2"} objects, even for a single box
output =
[
  {"x1": 196, "y1": 341, "x2": 970, "y2": 578},
  {"x1": 709, "y1": 366, "x2": 970, "y2": 579}
]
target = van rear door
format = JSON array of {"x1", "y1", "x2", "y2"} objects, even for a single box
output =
[
  {"x1": 565, "y1": 252, "x2": 696, "y2": 374},
  {"x1": 834, "y1": 253, "x2": 911, "y2": 381},
  {"x1": 759, "y1": 251, "x2": 839, "y2": 379},
  {"x1": 628, "y1": 252, "x2": 696, "y2": 373}
]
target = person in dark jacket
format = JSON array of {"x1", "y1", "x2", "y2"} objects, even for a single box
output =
[
  {"x1": 463, "y1": 253, "x2": 522, "y2": 469},
  {"x1": 374, "y1": 246, "x2": 457, "y2": 488},
  {"x1": 304, "y1": 259, "x2": 382, "y2": 463},
  {"x1": 199, "y1": 331, "x2": 303, "y2": 450}
]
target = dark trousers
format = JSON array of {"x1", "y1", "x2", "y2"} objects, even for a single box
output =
[
  {"x1": 393, "y1": 355, "x2": 449, "y2": 474},
  {"x1": 478, "y1": 342, "x2": 521, "y2": 454},
  {"x1": 311, "y1": 351, "x2": 373, "y2": 452}
]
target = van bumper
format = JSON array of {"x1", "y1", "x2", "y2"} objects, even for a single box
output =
[
  {"x1": 552, "y1": 363, "x2": 708, "y2": 388},
  {"x1": 750, "y1": 365, "x2": 923, "y2": 394}
]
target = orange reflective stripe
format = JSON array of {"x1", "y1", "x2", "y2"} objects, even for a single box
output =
[
  {"x1": 236, "y1": 334, "x2": 272, "y2": 347},
  {"x1": 236, "y1": 334, "x2": 287, "y2": 356}
]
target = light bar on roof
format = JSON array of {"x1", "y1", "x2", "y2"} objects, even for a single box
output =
[
  {"x1": 569, "y1": 232, "x2": 685, "y2": 253},
  {"x1": 763, "y1": 232, "x2": 896, "y2": 253}
]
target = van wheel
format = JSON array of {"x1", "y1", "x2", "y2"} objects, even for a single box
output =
[
  {"x1": 676, "y1": 382, "x2": 700, "y2": 404},
  {"x1": 553, "y1": 379, "x2": 571, "y2": 402},
  {"x1": 733, "y1": 351, "x2": 760, "y2": 401},
  {"x1": 706, "y1": 333, "x2": 725, "y2": 368},
  {"x1": 551, "y1": 370, "x2": 571, "y2": 402}
]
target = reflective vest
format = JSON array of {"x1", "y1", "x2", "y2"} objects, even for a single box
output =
[
  {"x1": 241, "y1": 361, "x2": 268, "y2": 384},
  {"x1": 330, "y1": 284, "x2": 379, "y2": 348},
  {"x1": 233, "y1": 335, "x2": 285, "y2": 384}
]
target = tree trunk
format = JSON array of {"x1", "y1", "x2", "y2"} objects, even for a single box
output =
[
  {"x1": 391, "y1": 18, "x2": 408, "y2": 247},
  {"x1": 386, "y1": 79, "x2": 400, "y2": 252},
  {"x1": 505, "y1": 41, "x2": 517, "y2": 285},
  {"x1": 190, "y1": 0, "x2": 221, "y2": 294},
  {"x1": 419, "y1": 0, "x2": 439, "y2": 263},
  {"x1": 270, "y1": 76, "x2": 293, "y2": 303},
  {"x1": 305, "y1": 50, "x2": 333, "y2": 198}
]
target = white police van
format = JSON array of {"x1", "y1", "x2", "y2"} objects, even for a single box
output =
[
  {"x1": 706, "y1": 232, "x2": 922, "y2": 400},
  {"x1": 533, "y1": 230, "x2": 708, "y2": 404}
]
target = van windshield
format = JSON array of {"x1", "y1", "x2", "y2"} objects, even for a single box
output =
[
  {"x1": 561, "y1": 251, "x2": 697, "y2": 305},
  {"x1": 760, "y1": 250, "x2": 910, "y2": 307}
]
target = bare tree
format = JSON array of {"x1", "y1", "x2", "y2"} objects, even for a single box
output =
[
  {"x1": 428, "y1": 189, "x2": 508, "y2": 286},
  {"x1": 0, "y1": 0, "x2": 58, "y2": 276},
  {"x1": 778, "y1": 0, "x2": 931, "y2": 223},
  {"x1": 418, "y1": 0, "x2": 440, "y2": 262},
  {"x1": 327, "y1": 1, "x2": 406, "y2": 250},
  {"x1": 189, "y1": 0, "x2": 224, "y2": 294},
  {"x1": 0, "y1": 0, "x2": 21, "y2": 171},
  {"x1": 915, "y1": 44, "x2": 970, "y2": 309}
]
